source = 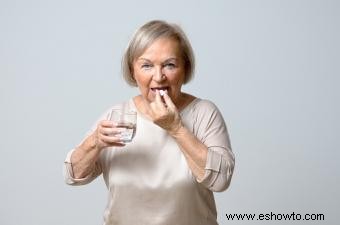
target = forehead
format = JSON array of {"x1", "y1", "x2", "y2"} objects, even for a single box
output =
[{"x1": 136, "y1": 37, "x2": 181, "y2": 60}]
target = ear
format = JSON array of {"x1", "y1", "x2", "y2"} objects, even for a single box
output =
[
  {"x1": 131, "y1": 71, "x2": 137, "y2": 81},
  {"x1": 130, "y1": 72, "x2": 139, "y2": 87},
  {"x1": 130, "y1": 64, "x2": 136, "y2": 82}
]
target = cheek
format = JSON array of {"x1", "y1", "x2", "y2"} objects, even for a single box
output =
[
  {"x1": 133, "y1": 69, "x2": 146, "y2": 86},
  {"x1": 170, "y1": 71, "x2": 185, "y2": 87},
  {"x1": 135, "y1": 76, "x2": 149, "y2": 88},
  {"x1": 134, "y1": 72, "x2": 152, "y2": 96}
]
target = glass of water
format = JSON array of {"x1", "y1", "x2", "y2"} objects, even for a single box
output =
[{"x1": 109, "y1": 108, "x2": 137, "y2": 143}]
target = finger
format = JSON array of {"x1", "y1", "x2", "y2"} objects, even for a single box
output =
[
  {"x1": 99, "y1": 133, "x2": 126, "y2": 146},
  {"x1": 149, "y1": 90, "x2": 165, "y2": 115},
  {"x1": 154, "y1": 90, "x2": 164, "y2": 107},
  {"x1": 163, "y1": 92, "x2": 177, "y2": 111},
  {"x1": 100, "y1": 127, "x2": 127, "y2": 136},
  {"x1": 100, "y1": 120, "x2": 116, "y2": 127}
]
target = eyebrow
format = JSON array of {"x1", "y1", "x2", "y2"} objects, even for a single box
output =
[{"x1": 137, "y1": 57, "x2": 178, "y2": 63}]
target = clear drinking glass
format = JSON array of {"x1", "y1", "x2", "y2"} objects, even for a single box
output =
[{"x1": 109, "y1": 108, "x2": 137, "y2": 143}]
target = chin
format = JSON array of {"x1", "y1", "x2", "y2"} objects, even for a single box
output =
[{"x1": 144, "y1": 94, "x2": 155, "y2": 102}]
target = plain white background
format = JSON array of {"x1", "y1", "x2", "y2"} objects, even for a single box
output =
[{"x1": 1, "y1": 0, "x2": 339, "y2": 224}]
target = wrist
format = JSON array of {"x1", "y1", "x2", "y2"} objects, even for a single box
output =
[
  {"x1": 168, "y1": 123, "x2": 186, "y2": 138},
  {"x1": 82, "y1": 133, "x2": 100, "y2": 153}
]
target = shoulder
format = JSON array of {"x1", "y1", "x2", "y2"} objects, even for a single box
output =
[
  {"x1": 189, "y1": 98, "x2": 220, "y2": 114},
  {"x1": 182, "y1": 98, "x2": 224, "y2": 125},
  {"x1": 183, "y1": 98, "x2": 228, "y2": 140}
]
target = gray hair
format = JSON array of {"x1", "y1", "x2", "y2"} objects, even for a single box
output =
[{"x1": 122, "y1": 20, "x2": 195, "y2": 86}]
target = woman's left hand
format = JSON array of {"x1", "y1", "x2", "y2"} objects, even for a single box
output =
[{"x1": 146, "y1": 90, "x2": 183, "y2": 135}]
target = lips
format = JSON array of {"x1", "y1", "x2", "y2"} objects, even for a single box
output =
[{"x1": 151, "y1": 87, "x2": 169, "y2": 92}]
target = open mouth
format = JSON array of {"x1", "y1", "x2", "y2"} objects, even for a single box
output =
[{"x1": 151, "y1": 87, "x2": 169, "y2": 95}]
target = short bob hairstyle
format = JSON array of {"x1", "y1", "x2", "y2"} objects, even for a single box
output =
[{"x1": 122, "y1": 20, "x2": 195, "y2": 86}]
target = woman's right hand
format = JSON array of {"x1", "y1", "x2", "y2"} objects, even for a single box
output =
[
  {"x1": 93, "y1": 120, "x2": 126, "y2": 150},
  {"x1": 70, "y1": 120, "x2": 126, "y2": 179}
]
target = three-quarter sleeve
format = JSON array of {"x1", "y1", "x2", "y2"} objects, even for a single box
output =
[
  {"x1": 197, "y1": 146, "x2": 235, "y2": 192},
  {"x1": 63, "y1": 108, "x2": 113, "y2": 186},
  {"x1": 193, "y1": 100, "x2": 235, "y2": 192},
  {"x1": 63, "y1": 148, "x2": 103, "y2": 186}
]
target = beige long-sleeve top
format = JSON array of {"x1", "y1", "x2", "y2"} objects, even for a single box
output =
[{"x1": 64, "y1": 98, "x2": 235, "y2": 225}]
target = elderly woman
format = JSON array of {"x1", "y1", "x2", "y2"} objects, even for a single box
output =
[{"x1": 64, "y1": 20, "x2": 235, "y2": 225}]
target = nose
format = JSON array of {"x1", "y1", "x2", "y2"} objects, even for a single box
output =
[{"x1": 153, "y1": 66, "x2": 166, "y2": 82}]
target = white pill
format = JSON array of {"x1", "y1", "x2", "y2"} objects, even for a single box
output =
[{"x1": 160, "y1": 90, "x2": 165, "y2": 96}]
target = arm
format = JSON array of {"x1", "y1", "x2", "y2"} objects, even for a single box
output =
[
  {"x1": 169, "y1": 102, "x2": 235, "y2": 192},
  {"x1": 147, "y1": 91, "x2": 235, "y2": 191},
  {"x1": 64, "y1": 120, "x2": 126, "y2": 185},
  {"x1": 70, "y1": 133, "x2": 102, "y2": 179},
  {"x1": 169, "y1": 126, "x2": 208, "y2": 180}
]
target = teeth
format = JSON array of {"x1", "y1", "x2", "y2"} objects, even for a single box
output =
[{"x1": 152, "y1": 88, "x2": 167, "y2": 96}]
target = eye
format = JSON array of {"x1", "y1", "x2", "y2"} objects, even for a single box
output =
[
  {"x1": 164, "y1": 63, "x2": 176, "y2": 69},
  {"x1": 141, "y1": 64, "x2": 153, "y2": 69}
]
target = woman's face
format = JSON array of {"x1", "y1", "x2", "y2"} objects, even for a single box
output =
[{"x1": 132, "y1": 37, "x2": 185, "y2": 107}]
